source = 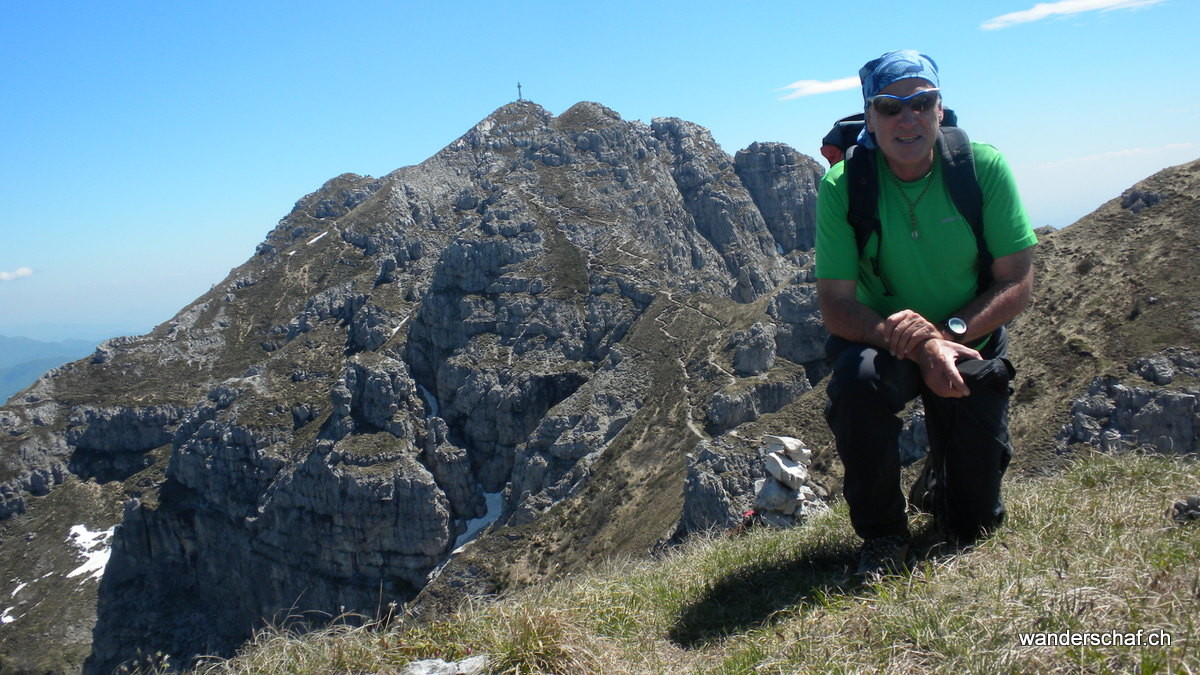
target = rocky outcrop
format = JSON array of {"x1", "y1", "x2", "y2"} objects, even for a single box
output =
[
  {"x1": 705, "y1": 373, "x2": 812, "y2": 436},
  {"x1": 680, "y1": 439, "x2": 763, "y2": 534},
  {"x1": 734, "y1": 142, "x2": 823, "y2": 254},
  {"x1": 504, "y1": 346, "x2": 650, "y2": 524},
  {"x1": 1120, "y1": 188, "x2": 1163, "y2": 213},
  {"x1": 424, "y1": 417, "x2": 486, "y2": 522},
  {"x1": 728, "y1": 322, "x2": 778, "y2": 376},
  {"x1": 0, "y1": 395, "x2": 180, "y2": 519},
  {"x1": 1130, "y1": 348, "x2": 1200, "y2": 386},
  {"x1": 650, "y1": 118, "x2": 788, "y2": 302},
  {"x1": 67, "y1": 404, "x2": 189, "y2": 482},
  {"x1": 0, "y1": 425, "x2": 69, "y2": 519},
  {"x1": 1057, "y1": 349, "x2": 1200, "y2": 454},
  {"x1": 766, "y1": 281, "x2": 827, "y2": 379}
]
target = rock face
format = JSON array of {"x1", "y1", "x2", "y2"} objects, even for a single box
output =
[
  {"x1": 730, "y1": 322, "x2": 778, "y2": 376},
  {"x1": 679, "y1": 439, "x2": 764, "y2": 533},
  {"x1": 0, "y1": 100, "x2": 828, "y2": 673},
  {"x1": 767, "y1": 281, "x2": 828, "y2": 381},
  {"x1": 733, "y1": 143, "x2": 822, "y2": 254},
  {"x1": 704, "y1": 374, "x2": 812, "y2": 435},
  {"x1": 1058, "y1": 349, "x2": 1200, "y2": 454}
]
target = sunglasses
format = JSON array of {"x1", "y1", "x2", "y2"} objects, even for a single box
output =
[{"x1": 868, "y1": 88, "x2": 941, "y2": 116}]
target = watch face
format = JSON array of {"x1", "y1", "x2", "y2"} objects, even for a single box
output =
[{"x1": 947, "y1": 317, "x2": 967, "y2": 335}]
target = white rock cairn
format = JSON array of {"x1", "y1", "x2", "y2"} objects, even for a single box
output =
[{"x1": 752, "y1": 435, "x2": 826, "y2": 528}]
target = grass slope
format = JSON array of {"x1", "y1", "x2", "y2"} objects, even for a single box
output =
[
  {"x1": 179, "y1": 450, "x2": 1198, "y2": 674},
  {"x1": 1005, "y1": 159, "x2": 1200, "y2": 476}
]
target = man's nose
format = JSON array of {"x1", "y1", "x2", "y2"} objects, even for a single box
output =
[{"x1": 897, "y1": 106, "x2": 922, "y2": 126}]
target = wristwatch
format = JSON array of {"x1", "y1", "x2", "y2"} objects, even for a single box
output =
[{"x1": 944, "y1": 317, "x2": 968, "y2": 341}]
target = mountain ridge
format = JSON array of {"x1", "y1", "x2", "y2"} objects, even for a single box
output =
[{"x1": 0, "y1": 100, "x2": 828, "y2": 673}]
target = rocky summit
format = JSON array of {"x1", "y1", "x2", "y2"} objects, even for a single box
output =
[{"x1": 0, "y1": 100, "x2": 830, "y2": 673}]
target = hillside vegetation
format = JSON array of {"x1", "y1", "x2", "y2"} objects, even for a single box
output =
[{"x1": 183, "y1": 451, "x2": 1198, "y2": 674}]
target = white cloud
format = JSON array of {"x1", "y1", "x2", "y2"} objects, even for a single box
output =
[
  {"x1": 778, "y1": 76, "x2": 860, "y2": 101},
  {"x1": 1031, "y1": 142, "x2": 1196, "y2": 169},
  {"x1": 982, "y1": 0, "x2": 1166, "y2": 30},
  {"x1": 0, "y1": 267, "x2": 33, "y2": 282}
]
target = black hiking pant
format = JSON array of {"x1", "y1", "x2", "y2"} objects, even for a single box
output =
[{"x1": 824, "y1": 327, "x2": 1014, "y2": 543}]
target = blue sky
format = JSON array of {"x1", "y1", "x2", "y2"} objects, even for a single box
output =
[{"x1": 2, "y1": 0, "x2": 1196, "y2": 342}]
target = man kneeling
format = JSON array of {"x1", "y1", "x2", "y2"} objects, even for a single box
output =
[{"x1": 814, "y1": 49, "x2": 1038, "y2": 578}]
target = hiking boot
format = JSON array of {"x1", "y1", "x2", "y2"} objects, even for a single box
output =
[{"x1": 855, "y1": 535, "x2": 911, "y2": 579}]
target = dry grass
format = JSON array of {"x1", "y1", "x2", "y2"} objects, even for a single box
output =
[{"x1": 190, "y1": 450, "x2": 1199, "y2": 674}]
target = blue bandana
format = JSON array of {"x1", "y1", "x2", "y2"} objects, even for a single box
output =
[{"x1": 856, "y1": 50, "x2": 940, "y2": 149}]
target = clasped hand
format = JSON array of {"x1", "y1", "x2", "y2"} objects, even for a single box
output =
[{"x1": 883, "y1": 310, "x2": 980, "y2": 398}]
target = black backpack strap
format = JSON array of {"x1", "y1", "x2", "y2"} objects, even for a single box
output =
[
  {"x1": 937, "y1": 127, "x2": 993, "y2": 291},
  {"x1": 844, "y1": 144, "x2": 892, "y2": 294},
  {"x1": 844, "y1": 144, "x2": 879, "y2": 258},
  {"x1": 844, "y1": 144, "x2": 894, "y2": 295}
]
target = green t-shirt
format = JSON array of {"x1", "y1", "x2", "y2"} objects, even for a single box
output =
[{"x1": 815, "y1": 142, "x2": 1037, "y2": 323}]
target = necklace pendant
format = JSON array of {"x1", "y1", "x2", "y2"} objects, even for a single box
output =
[{"x1": 911, "y1": 230, "x2": 919, "y2": 240}]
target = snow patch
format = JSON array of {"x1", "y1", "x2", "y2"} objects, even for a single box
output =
[
  {"x1": 307, "y1": 231, "x2": 329, "y2": 246},
  {"x1": 1, "y1": 582, "x2": 29, "y2": 624},
  {"x1": 453, "y1": 491, "x2": 505, "y2": 550},
  {"x1": 390, "y1": 315, "x2": 410, "y2": 338},
  {"x1": 418, "y1": 384, "x2": 440, "y2": 418},
  {"x1": 66, "y1": 525, "x2": 115, "y2": 583}
]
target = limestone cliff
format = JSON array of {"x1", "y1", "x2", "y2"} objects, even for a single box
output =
[{"x1": 0, "y1": 101, "x2": 827, "y2": 673}]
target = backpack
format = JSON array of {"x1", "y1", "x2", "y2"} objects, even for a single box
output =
[{"x1": 822, "y1": 112, "x2": 994, "y2": 294}]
